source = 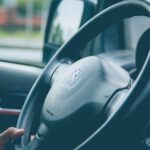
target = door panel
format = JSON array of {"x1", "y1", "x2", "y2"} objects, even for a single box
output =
[{"x1": 0, "y1": 61, "x2": 42, "y2": 131}]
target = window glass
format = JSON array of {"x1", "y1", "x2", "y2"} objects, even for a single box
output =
[
  {"x1": 48, "y1": 0, "x2": 84, "y2": 45},
  {"x1": 0, "y1": 0, "x2": 51, "y2": 65},
  {"x1": 124, "y1": 16, "x2": 150, "y2": 50}
]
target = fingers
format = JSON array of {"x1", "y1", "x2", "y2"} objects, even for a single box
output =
[
  {"x1": 0, "y1": 127, "x2": 24, "y2": 139},
  {"x1": 0, "y1": 127, "x2": 24, "y2": 145}
]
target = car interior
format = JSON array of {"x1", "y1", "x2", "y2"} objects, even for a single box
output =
[{"x1": 0, "y1": 0, "x2": 150, "y2": 149}]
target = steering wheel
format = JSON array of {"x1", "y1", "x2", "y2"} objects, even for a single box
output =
[{"x1": 15, "y1": 1, "x2": 150, "y2": 150}]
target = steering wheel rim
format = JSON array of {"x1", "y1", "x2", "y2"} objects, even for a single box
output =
[{"x1": 15, "y1": 1, "x2": 150, "y2": 150}]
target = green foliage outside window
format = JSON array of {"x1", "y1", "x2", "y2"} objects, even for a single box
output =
[
  {"x1": 17, "y1": 0, "x2": 26, "y2": 16},
  {"x1": 17, "y1": 0, "x2": 43, "y2": 16},
  {"x1": 0, "y1": 0, "x2": 3, "y2": 5}
]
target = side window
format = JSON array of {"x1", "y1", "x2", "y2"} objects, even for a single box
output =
[
  {"x1": 0, "y1": 0, "x2": 51, "y2": 65},
  {"x1": 0, "y1": 0, "x2": 97, "y2": 65}
]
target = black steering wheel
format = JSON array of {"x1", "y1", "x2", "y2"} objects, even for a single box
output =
[{"x1": 15, "y1": 1, "x2": 150, "y2": 150}]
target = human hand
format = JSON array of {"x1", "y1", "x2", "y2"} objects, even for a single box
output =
[{"x1": 0, "y1": 127, "x2": 24, "y2": 150}]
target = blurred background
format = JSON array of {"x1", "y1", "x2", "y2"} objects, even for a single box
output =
[
  {"x1": 0, "y1": 0, "x2": 51, "y2": 64},
  {"x1": 0, "y1": 0, "x2": 50, "y2": 48}
]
